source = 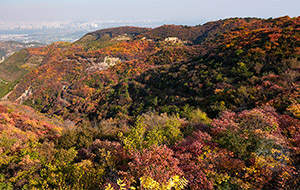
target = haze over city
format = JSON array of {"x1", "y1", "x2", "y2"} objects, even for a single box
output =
[
  {"x1": 0, "y1": 0, "x2": 299, "y2": 43},
  {"x1": 1, "y1": 0, "x2": 300, "y2": 22}
]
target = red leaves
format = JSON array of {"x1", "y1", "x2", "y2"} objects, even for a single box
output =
[
  {"x1": 0, "y1": 105, "x2": 7, "y2": 112},
  {"x1": 172, "y1": 131, "x2": 215, "y2": 189},
  {"x1": 211, "y1": 111, "x2": 239, "y2": 134},
  {"x1": 268, "y1": 33, "x2": 282, "y2": 42},
  {"x1": 0, "y1": 102, "x2": 63, "y2": 138},
  {"x1": 211, "y1": 107, "x2": 281, "y2": 137},
  {"x1": 127, "y1": 145, "x2": 183, "y2": 184}
]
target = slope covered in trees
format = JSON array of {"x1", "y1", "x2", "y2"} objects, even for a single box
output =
[
  {"x1": 0, "y1": 41, "x2": 45, "y2": 98},
  {"x1": 0, "y1": 16, "x2": 300, "y2": 189}
]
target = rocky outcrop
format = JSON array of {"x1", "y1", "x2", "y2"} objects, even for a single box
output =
[
  {"x1": 16, "y1": 86, "x2": 32, "y2": 104},
  {"x1": 86, "y1": 56, "x2": 121, "y2": 71},
  {"x1": 113, "y1": 34, "x2": 132, "y2": 41}
]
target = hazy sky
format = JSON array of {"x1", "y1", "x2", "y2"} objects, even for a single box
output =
[{"x1": 1, "y1": 0, "x2": 300, "y2": 23}]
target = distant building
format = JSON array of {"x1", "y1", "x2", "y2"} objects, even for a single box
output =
[{"x1": 164, "y1": 37, "x2": 180, "y2": 43}]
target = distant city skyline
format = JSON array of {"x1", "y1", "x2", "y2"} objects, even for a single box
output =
[
  {"x1": 1, "y1": 0, "x2": 299, "y2": 24},
  {"x1": 1, "y1": 0, "x2": 300, "y2": 44},
  {"x1": 0, "y1": 19, "x2": 173, "y2": 43}
]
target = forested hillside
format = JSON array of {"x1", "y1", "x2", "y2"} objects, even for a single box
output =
[
  {"x1": 0, "y1": 41, "x2": 44, "y2": 98},
  {"x1": 0, "y1": 16, "x2": 299, "y2": 189}
]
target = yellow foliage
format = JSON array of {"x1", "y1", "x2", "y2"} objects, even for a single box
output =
[
  {"x1": 105, "y1": 176, "x2": 187, "y2": 190},
  {"x1": 189, "y1": 109, "x2": 212, "y2": 124},
  {"x1": 287, "y1": 102, "x2": 300, "y2": 118},
  {"x1": 140, "y1": 176, "x2": 161, "y2": 189},
  {"x1": 140, "y1": 175, "x2": 188, "y2": 190},
  {"x1": 242, "y1": 151, "x2": 292, "y2": 189},
  {"x1": 53, "y1": 126, "x2": 63, "y2": 134},
  {"x1": 105, "y1": 183, "x2": 114, "y2": 190}
]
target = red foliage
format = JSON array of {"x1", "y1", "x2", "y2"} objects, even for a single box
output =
[
  {"x1": 172, "y1": 131, "x2": 214, "y2": 189},
  {"x1": 211, "y1": 107, "x2": 281, "y2": 136},
  {"x1": 127, "y1": 145, "x2": 183, "y2": 184},
  {"x1": 0, "y1": 102, "x2": 62, "y2": 139},
  {"x1": 172, "y1": 131, "x2": 245, "y2": 189}
]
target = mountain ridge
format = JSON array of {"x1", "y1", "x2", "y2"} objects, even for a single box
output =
[{"x1": 3, "y1": 16, "x2": 299, "y2": 123}]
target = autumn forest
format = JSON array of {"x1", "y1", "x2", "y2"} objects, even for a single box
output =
[{"x1": 0, "y1": 16, "x2": 300, "y2": 189}]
